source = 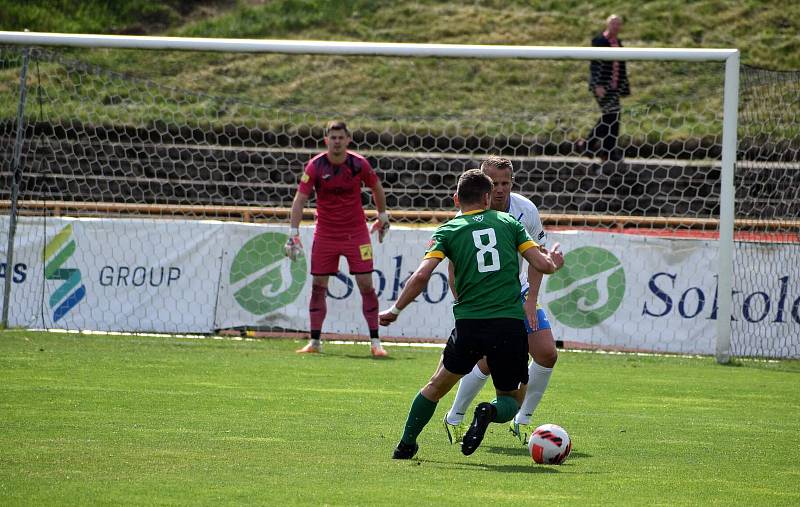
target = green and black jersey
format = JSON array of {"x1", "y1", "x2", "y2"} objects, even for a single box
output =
[{"x1": 424, "y1": 209, "x2": 538, "y2": 320}]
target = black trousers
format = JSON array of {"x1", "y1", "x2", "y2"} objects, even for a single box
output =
[{"x1": 588, "y1": 91, "x2": 622, "y2": 161}]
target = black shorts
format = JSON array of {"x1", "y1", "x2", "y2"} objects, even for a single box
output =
[{"x1": 442, "y1": 318, "x2": 529, "y2": 392}]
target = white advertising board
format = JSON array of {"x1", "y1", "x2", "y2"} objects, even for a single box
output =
[
  {"x1": 213, "y1": 223, "x2": 455, "y2": 339},
  {"x1": 3, "y1": 216, "x2": 798, "y2": 357},
  {"x1": 540, "y1": 231, "x2": 800, "y2": 356},
  {"x1": 1, "y1": 216, "x2": 222, "y2": 333}
]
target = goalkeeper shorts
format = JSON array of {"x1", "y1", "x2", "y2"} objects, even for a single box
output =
[{"x1": 310, "y1": 229, "x2": 373, "y2": 276}]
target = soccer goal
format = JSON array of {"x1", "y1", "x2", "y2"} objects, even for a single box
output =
[{"x1": 1, "y1": 32, "x2": 798, "y2": 361}]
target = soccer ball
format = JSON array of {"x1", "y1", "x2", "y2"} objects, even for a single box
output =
[{"x1": 528, "y1": 424, "x2": 572, "y2": 465}]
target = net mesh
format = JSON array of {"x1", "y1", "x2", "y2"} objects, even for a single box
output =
[
  {"x1": 1, "y1": 45, "x2": 798, "y2": 357},
  {"x1": 733, "y1": 66, "x2": 800, "y2": 357}
]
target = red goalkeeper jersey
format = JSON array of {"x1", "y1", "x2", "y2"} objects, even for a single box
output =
[{"x1": 297, "y1": 151, "x2": 378, "y2": 238}]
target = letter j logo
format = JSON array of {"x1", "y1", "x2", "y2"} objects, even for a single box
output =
[
  {"x1": 230, "y1": 232, "x2": 307, "y2": 315},
  {"x1": 544, "y1": 247, "x2": 625, "y2": 329}
]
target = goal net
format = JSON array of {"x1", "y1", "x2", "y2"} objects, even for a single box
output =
[{"x1": 1, "y1": 35, "x2": 797, "y2": 359}]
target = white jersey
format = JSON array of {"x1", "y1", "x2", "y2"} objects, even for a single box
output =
[{"x1": 506, "y1": 192, "x2": 546, "y2": 288}]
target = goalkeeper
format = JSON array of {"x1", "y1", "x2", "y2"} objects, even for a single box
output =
[{"x1": 285, "y1": 120, "x2": 391, "y2": 357}]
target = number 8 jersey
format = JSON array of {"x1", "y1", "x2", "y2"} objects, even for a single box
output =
[{"x1": 424, "y1": 209, "x2": 539, "y2": 321}]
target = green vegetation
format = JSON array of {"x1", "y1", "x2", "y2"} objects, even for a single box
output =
[
  {"x1": 1, "y1": 331, "x2": 799, "y2": 505},
  {"x1": 0, "y1": 1, "x2": 218, "y2": 34},
  {"x1": 4, "y1": 1, "x2": 796, "y2": 68},
  {"x1": 0, "y1": 1, "x2": 798, "y2": 141}
]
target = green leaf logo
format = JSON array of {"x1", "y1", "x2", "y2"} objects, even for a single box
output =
[
  {"x1": 545, "y1": 247, "x2": 625, "y2": 329},
  {"x1": 229, "y1": 232, "x2": 307, "y2": 315}
]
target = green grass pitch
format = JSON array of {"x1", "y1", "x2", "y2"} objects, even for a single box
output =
[{"x1": 1, "y1": 330, "x2": 799, "y2": 505}]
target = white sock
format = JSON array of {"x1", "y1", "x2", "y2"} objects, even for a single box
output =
[
  {"x1": 370, "y1": 338, "x2": 382, "y2": 348},
  {"x1": 310, "y1": 338, "x2": 321, "y2": 348},
  {"x1": 446, "y1": 364, "x2": 488, "y2": 425},
  {"x1": 514, "y1": 361, "x2": 553, "y2": 425}
]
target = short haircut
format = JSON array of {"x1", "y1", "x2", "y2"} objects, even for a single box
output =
[
  {"x1": 480, "y1": 155, "x2": 514, "y2": 174},
  {"x1": 457, "y1": 168, "x2": 493, "y2": 206},
  {"x1": 325, "y1": 120, "x2": 350, "y2": 135}
]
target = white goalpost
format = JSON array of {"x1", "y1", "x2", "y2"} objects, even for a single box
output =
[{"x1": 2, "y1": 30, "x2": 783, "y2": 363}]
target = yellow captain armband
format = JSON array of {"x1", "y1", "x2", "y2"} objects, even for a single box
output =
[{"x1": 518, "y1": 240, "x2": 539, "y2": 254}]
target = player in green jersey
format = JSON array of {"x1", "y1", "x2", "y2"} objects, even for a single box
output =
[{"x1": 379, "y1": 169, "x2": 564, "y2": 459}]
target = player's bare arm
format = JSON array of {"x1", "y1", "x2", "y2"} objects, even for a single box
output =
[
  {"x1": 446, "y1": 261, "x2": 458, "y2": 299},
  {"x1": 523, "y1": 257, "x2": 544, "y2": 328},
  {"x1": 526, "y1": 269, "x2": 544, "y2": 332},
  {"x1": 521, "y1": 244, "x2": 562, "y2": 327},
  {"x1": 549, "y1": 244, "x2": 565, "y2": 271},
  {"x1": 369, "y1": 180, "x2": 391, "y2": 242},
  {"x1": 379, "y1": 257, "x2": 442, "y2": 326},
  {"x1": 285, "y1": 190, "x2": 310, "y2": 260},
  {"x1": 522, "y1": 241, "x2": 563, "y2": 275},
  {"x1": 289, "y1": 190, "x2": 310, "y2": 230}
]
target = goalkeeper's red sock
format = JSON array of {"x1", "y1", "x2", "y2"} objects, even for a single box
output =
[
  {"x1": 309, "y1": 284, "x2": 327, "y2": 332},
  {"x1": 360, "y1": 288, "x2": 379, "y2": 332}
]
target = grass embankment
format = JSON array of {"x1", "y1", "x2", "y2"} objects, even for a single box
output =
[{"x1": 0, "y1": 1, "x2": 798, "y2": 141}]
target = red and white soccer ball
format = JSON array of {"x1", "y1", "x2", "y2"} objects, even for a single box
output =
[{"x1": 528, "y1": 424, "x2": 572, "y2": 465}]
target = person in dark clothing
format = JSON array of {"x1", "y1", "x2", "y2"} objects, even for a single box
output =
[{"x1": 583, "y1": 14, "x2": 630, "y2": 170}]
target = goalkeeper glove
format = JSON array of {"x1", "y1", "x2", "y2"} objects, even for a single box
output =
[
  {"x1": 370, "y1": 212, "x2": 391, "y2": 243},
  {"x1": 284, "y1": 228, "x2": 303, "y2": 261}
]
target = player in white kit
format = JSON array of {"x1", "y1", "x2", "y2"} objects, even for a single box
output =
[{"x1": 443, "y1": 156, "x2": 560, "y2": 445}]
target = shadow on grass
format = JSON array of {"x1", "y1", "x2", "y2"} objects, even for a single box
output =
[
  {"x1": 413, "y1": 448, "x2": 593, "y2": 473},
  {"x1": 484, "y1": 445, "x2": 592, "y2": 460},
  {"x1": 483, "y1": 445, "x2": 529, "y2": 457},
  {"x1": 417, "y1": 458, "x2": 557, "y2": 473},
  {"x1": 340, "y1": 353, "x2": 397, "y2": 361},
  {"x1": 292, "y1": 350, "x2": 401, "y2": 361},
  {"x1": 724, "y1": 357, "x2": 800, "y2": 374},
  {"x1": 414, "y1": 458, "x2": 594, "y2": 473}
]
